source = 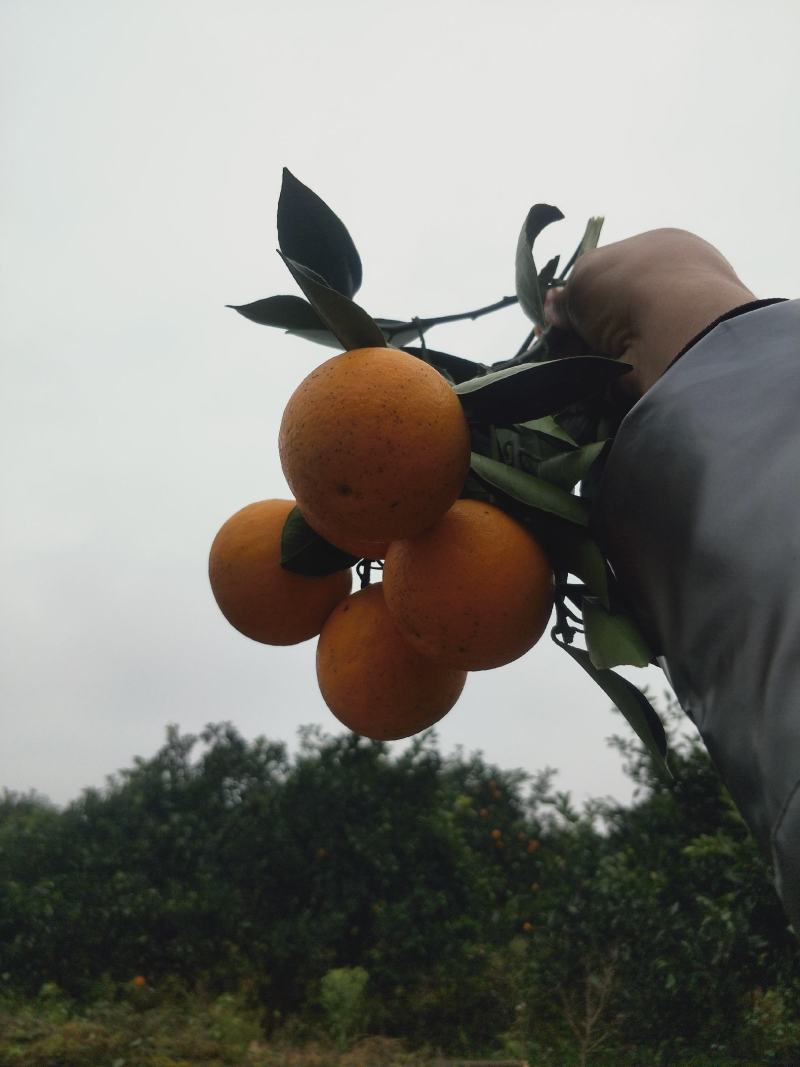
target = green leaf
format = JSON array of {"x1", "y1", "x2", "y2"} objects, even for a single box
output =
[
  {"x1": 492, "y1": 425, "x2": 570, "y2": 472},
  {"x1": 554, "y1": 397, "x2": 605, "y2": 446},
  {"x1": 537, "y1": 440, "x2": 608, "y2": 491},
  {"x1": 227, "y1": 294, "x2": 343, "y2": 348},
  {"x1": 455, "y1": 356, "x2": 631, "y2": 425},
  {"x1": 538, "y1": 255, "x2": 561, "y2": 291},
  {"x1": 560, "y1": 215, "x2": 605, "y2": 279},
  {"x1": 577, "y1": 216, "x2": 605, "y2": 257},
  {"x1": 227, "y1": 294, "x2": 320, "y2": 329},
  {"x1": 506, "y1": 507, "x2": 610, "y2": 607},
  {"x1": 469, "y1": 453, "x2": 589, "y2": 527},
  {"x1": 583, "y1": 598, "x2": 654, "y2": 669},
  {"x1": 552, "y1": 530, "x2": 610, "y2": 607},
  {"x1": 226, "y1": 299, "x2": 449, "y2": 353},
  {"x1": 280, "y1": 254, "x2": 387, "y2": 351},
  {"x1": 402, "y1": 346, "x2": 487, "y2": 385},
  {"x1": 553, "y1": 635, "x2": 671, "y2": 778},
  {"x1": 515, "y1": 204, "x2": 564, "y2": 327},
  {"x1": 518, "y1": 416, "x2": 577, "y2": 448},
  {"x1": 278, "y1": 169, "x2": 363, "y2": 297},
  {"x1": 280, "y1": 507, "x2": 359, "y2": 576}
]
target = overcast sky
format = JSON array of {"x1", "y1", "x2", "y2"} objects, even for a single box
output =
[{"x1": 2, "y1": 0, "x2": 798, "y2": 809}]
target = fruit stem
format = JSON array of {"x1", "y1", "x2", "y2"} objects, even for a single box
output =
[
  {"x1": 356, "y1": 559, "x2": 384, "y2": 590},
  {"x1": 515, "y1": 326, "x2": 538, "y2": 357},
  {"x1": 356, "y1": 560, "x2": 372, "y2": 589},
  {"x1": 552, "y1": 578, "x2": 582, "y2": 644}
]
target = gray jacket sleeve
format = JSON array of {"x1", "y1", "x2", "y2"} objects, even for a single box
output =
[{"x1": 593, "y1": 298, "x2": 800, "y2": 932}]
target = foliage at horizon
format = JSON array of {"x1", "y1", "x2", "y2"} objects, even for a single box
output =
[{"x1": 1, "y1": 701, "x2": 799, "y2": 1063}]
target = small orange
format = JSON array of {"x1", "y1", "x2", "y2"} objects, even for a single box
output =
[
  {"x1": 383, "y1": 499, "x2": 554, "y2": 670},
  {"x1": 316, "y1": 583, "x2": 467, "y2": 741},
  {"x1": 209, "y1": 499, "x2": 352, "y2": 645},
  {"x1": 132, "y1": 975, "x2": 146, "y2": 988}
]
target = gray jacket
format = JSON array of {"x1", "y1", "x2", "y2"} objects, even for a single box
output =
[{"x1": 594, "y1": 298, "x2": 800, "y2": 932}]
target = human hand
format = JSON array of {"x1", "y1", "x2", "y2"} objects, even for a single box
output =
[{"x1": 544, "y1": 228, "x2": 755, "y2": 401}]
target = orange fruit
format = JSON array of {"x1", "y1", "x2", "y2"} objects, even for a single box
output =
[
  {"x1": 308, "y1": 519, "x2": 389, "y2": 561},
  {"x1": 209, "y1": 499, "x2": 352, "y2": 645},
  {"x1": 316, "y1": 583, "x2": 467, "y2": 741},
  {"x1": 343, "y1": 539, "x2": 389, "y2": 560},
  {"x1": 383, "y1": 499, "x2": 554, "y2": 670},
  {"x1": 278, "y1": 347, "x2": 471, "y2": 546}
]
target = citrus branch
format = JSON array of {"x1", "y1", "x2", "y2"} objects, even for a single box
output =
[{"x1": 408, "y1": 294, "x2": 519, "y2": 331}]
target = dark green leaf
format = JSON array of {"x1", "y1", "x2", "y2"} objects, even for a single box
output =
[
  {"x1": 492, "y1": 427, "x2": 525, "y2": 470},
  {"x1": 280, "y1": 507, "x2": 359, "y2": 576},
  {"x1": 555, "y1": 397, "x2": 605, "y2": 446},
  {"x1": 227, "y1": 294, "x2": 321, "y2": 329},
  {"x1": 508, "y1": 506, "x2": 610, "y2": 607},
  {"x1": 460, "y1": 471, "x2": 494, "y2": 505},
  {"x1": 518, "y1": 416, "x2": 577, "y2": 448},
  {"x1": 455, "y1": 356, "x2": 631, "y2": 425},
  {"x1": 226, "y1": 300, "x2": 454, "y2": 354},
  {"x1": 227, "y1": 295, "x2": 342, "y2": 348},
  {"x1": 403, "y1": 346, "x2": 487, "y2": 385},
  {"x1": 552, "y1": 530, "x2": 610, "y2": 607},
  {"x1": 278, "y1": 169, "x2": 363, "y2": 297},
  {"x1": 492, "y1": 426, "x2": 568, "y2": 472},
  {"x1": 583, "y1": 597, "x2": 654, "y2": 669},
  {"x1": 280, "y1": 254, "x2": 387, "y2": 351},
  {"x1": 469, "y1": 453, "x2": 588, "y2": 527},
  {"x1": 515, "y1": 204, "x2": 564, "y2": 327},
  {"x1": 537, "y1": 440, "x2": 608, "y2": 491},
  {"x1": 538, "y1": 323, "x2": 593, "y2": 361},
  {"x1": 552, "y1": 634, "x2": 671, "y2": 777},
  {"x1": 538, "y1": 255, "x2": 561, "y2": 291}
]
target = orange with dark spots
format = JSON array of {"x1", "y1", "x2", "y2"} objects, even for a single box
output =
[
  {"x1": 278, "y1": 347, "x2": 470, "y2": 547},
  {"x1": 383, "y1": 499, "x2": 554, "y2": 670},
  {"x1": 316, "y1": 583, "x2": 467, "y2": 741}
]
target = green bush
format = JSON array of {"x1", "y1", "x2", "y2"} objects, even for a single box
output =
[
  {"x1": 1, "y1": 705, "x2": 798, "y2": 1059},
  {"x1": 320, "y1": 967, "x2": 369, "y2": 1049}
]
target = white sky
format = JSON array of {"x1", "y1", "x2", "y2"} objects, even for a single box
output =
[{"x1": 1, "y1": 0, "x2": 798, "y2": 808}]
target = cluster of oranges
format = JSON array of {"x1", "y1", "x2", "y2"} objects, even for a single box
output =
[{"x1": 209, "y1": 346, "x2": 555, "y2": 741}]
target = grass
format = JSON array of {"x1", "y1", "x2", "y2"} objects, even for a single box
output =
[
  {"x1": 0, "y1": 987, "x2": 778, "y2": 1067},
  {"x1": 0, "y1": 989, "x2": 425, "y2": 1067}
]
